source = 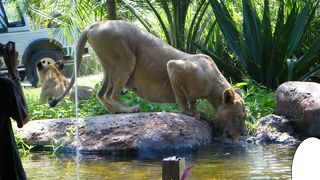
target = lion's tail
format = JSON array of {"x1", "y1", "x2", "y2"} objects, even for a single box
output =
[{"x1": 49, "y1": 23, "x2": 95, "y2": 107}]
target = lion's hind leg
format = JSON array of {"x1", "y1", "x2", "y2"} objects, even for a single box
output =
[
  {"x1": 96, "y1": 74, "x2": 117, "y2": 113},
  {"x1": 101, "y1": 43, "x2": 140, "y2": 113},
  {"x1": 107, "y1": 72, "x2": 141, "y2": 113}
]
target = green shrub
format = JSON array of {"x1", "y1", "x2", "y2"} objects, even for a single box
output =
[{"x1": 235, "y1": 79, "x2": 275, "y2": 134}]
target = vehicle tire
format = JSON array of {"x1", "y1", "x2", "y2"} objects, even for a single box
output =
[{"x1": 26, "y1": 49, "x2": 63, "y2": 87}]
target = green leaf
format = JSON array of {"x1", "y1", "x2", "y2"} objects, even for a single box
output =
[
  {"x1": 160, "y1": 0, "x2": 175, "y2": 46},
  {"x1": 146, "y1": 0, "x2": 171, "y2": 44},
  {"x1": 188, "y1": 1, "x2": 210, "y2": 53},
  {"x1": 235, "y1": 82, "x2": 247, "y2": 88},
  {"x1": 120, "y1": 0, "x2": 154, "y2": 33},
  {"x1": 299, "y1": 65, "x2": 320, "y2": 81},
  {"x1": 286, "y1": 1, "x2": 313, "y2": 56},
  {"x1": 294, "y1": 36, "x2": 320, "y2": 79},
  {"x1": 209, "y1": 0, "x2": 244, "y2": 65},
  {"x1": 261, "y1": 0, "x2": 273, "y2": 85},
  {"x1": 242, "y1": 0, "x2": 261, "y2": 65},
  {"x1": 203, "y1": 20, "x2": 217, "y2": 47},
  {"x1": 186, "y1": 0, "x2": 207, "y2": 51}
]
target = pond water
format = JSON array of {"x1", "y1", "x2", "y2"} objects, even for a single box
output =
[{"x1": 22, "y1": 144, "x2": 296, "y2": 179}]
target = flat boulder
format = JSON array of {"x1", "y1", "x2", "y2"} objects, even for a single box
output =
[
  {"x1": 276, "y1": 81, "x2": 320, "y2": 136},
  {"x1": 17, "y1": 112, "x2": 212, "y2": 156}
]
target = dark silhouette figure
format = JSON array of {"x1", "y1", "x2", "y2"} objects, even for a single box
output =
[{"x1": 0, "y1": 41, "x2": 29, "y2": 180}]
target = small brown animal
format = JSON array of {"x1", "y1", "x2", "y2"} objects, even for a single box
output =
[
  {"x1": 50, "y1": 20, "x2": 246, "y2": 142},
  {"x1": 37, "y1": 60, "x2": 93, "y2": 103}
]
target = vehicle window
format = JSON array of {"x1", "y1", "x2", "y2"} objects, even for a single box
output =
[
  {"x1": 2, "y1": 0, "x2": 24, "y2": 27},
  {"x1": 0, "y1": 11, "x2": 7, "y2": 30},
  {"x1": 0, "y1": 2, "x2": 7, "y2": 31}
]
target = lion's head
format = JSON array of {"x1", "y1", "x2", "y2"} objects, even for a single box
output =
[
  {"x1": 215, "y1": 89, "x2": 247, "y2": 143},
  {"x1": 36, "y1": 60, "x2": 64, "y2": 87}
]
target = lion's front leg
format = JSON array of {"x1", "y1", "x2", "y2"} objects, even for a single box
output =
[
  {"x1": 174, "y1": 90, "x2": 192, "y2": 116},
  {"x1": 176, "y1": 95, "x2": 200, "y2": 119},
  {"x1": 188, "y1": 99, "x2": 200, "y2": 119},
  {"x1": 167, "y1": 60, "x2": 197, "y2": 118},
  {"x1": 39, "y1": 88, "x2": 49, "y2": 103}
]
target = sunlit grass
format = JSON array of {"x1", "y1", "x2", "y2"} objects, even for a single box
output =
[{"x1": 23, "y1": 74, "x2": 104, "y2": 120}]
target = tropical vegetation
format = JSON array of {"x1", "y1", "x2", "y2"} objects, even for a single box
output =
[
  {"x1": 19, "y1": 0, "x2": 320, "y2": 87},
  {"x1": 210, "y1": 0, "x2": 320, "y2": 89}
]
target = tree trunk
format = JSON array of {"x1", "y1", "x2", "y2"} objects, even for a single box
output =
[{"x1": 107, "y1": 0, "x2": 117, "y2": 20}]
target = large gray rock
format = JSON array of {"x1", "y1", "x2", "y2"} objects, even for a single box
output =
[
  {"x1": 246, "y1": 114, "x2": 296, "y2": 145},
  {"x1": 257, "y1": 114, "x2": 293, "y2": 134},
  {"x1": 17, "y1": 113, "x2": 212, "y2": 155},
  {"x1": 276, "y1": 81, "x2": 320, "y2": 136}
]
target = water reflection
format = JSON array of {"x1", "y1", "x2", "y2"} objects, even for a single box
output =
[{"x1": 23, "y1": 144, "x2": 296, "y2": 179}]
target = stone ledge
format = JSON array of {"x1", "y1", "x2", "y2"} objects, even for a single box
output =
[{"x1": 17, "y1": 112, "x2": 212, "y2": 156}]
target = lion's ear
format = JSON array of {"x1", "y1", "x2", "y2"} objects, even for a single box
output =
[
  {"x1": 223, "y1": 89, "x2": 236, "y2": 104},
  {"x1": 55, "y1": 60, "x2": 64, "y2": 70},
  {"x1": 234, "y1": 88, "x2": 242, "y2": 98}
]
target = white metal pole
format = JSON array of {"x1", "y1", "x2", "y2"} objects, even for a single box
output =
[{"x1": 71, "y1": 0, "x2": 80, "y2": 179}]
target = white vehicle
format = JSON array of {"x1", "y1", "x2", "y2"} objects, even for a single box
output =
[{"x1": 0, "y1": 0, "x2": 87, "y2": 86}]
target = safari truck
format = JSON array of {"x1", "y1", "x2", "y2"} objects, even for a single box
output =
[{"x1": 0, "y1": 0, "x2": 87, "y2": 86}]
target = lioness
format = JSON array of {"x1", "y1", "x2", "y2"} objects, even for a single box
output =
[
  {"x1": 50, "y1": 20, "x2": 246, "y2": 142},
  {"x1": 37, "y1": 60, "x2": 93, "y2": 103}
]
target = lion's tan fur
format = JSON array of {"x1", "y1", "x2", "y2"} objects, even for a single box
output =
[
  {"x1": 52, "y1": 20, "x2": 247, "y2": 142},
  {"x1": 37, "y1": 61, "x2": 93, "y2": 103},
  {"x1": 167, "y1": 57, "x2": 247, "y2": 142},
  {"x1": 38, "y1": 62, "x2": 69, "y2": 103}
]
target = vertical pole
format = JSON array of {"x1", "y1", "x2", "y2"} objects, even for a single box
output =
[
  {"x1": 71, "y1": 0, "x2": 80, "y2": 179},
  {"x1": 162, "y1": 156, "x2": 185, "y2": 180}
]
